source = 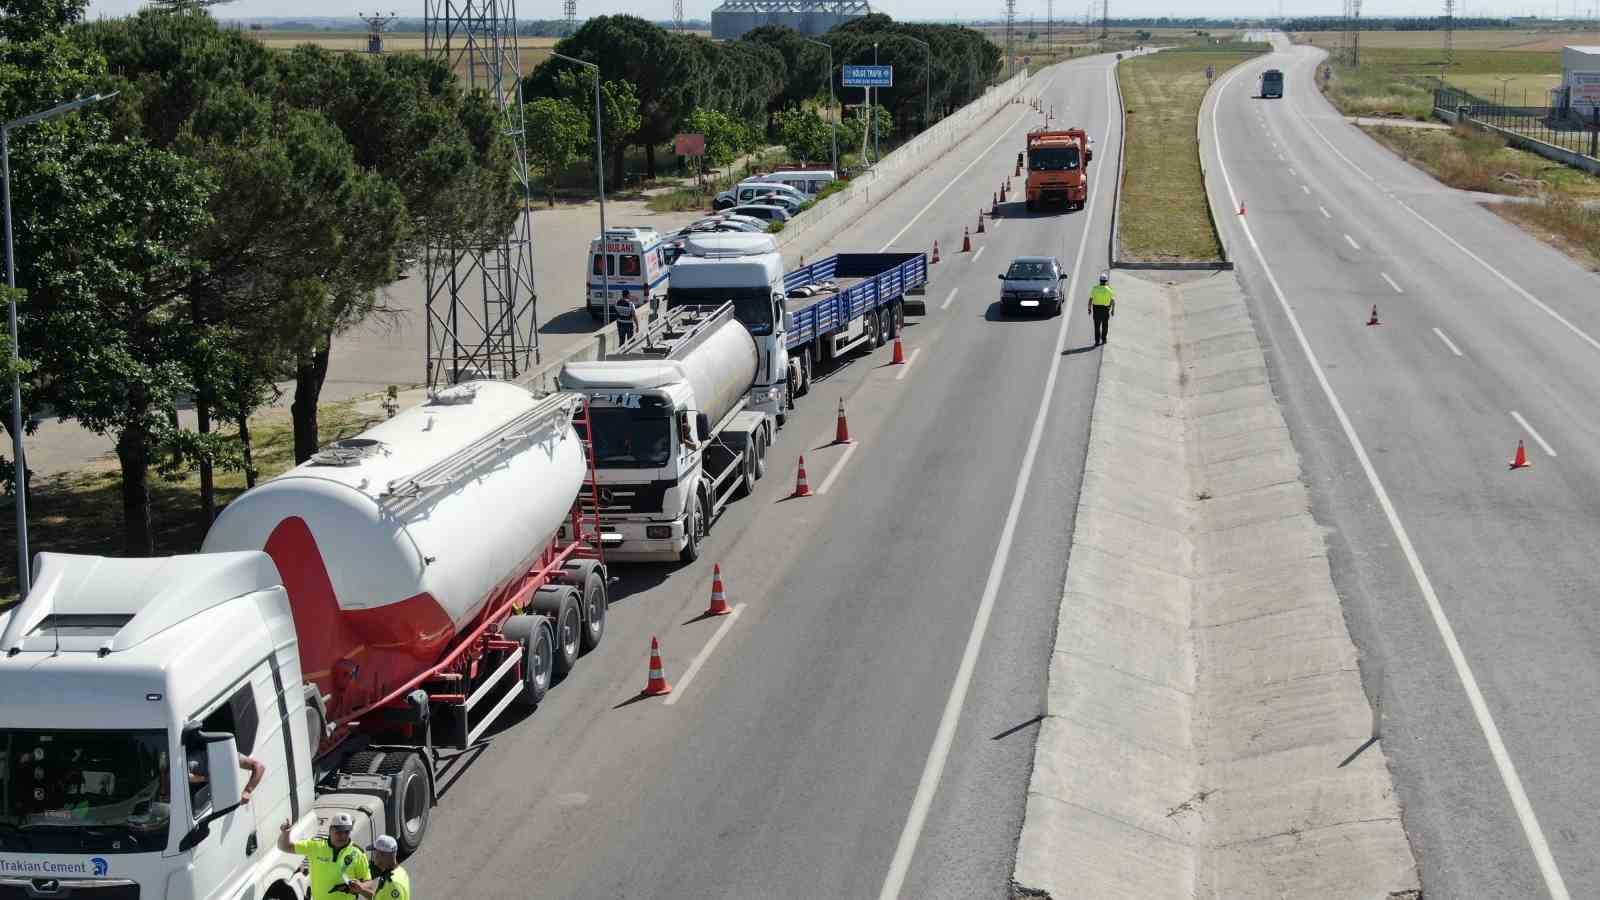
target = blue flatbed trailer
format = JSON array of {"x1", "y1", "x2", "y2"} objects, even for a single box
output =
[{"x1": 782, "y1": 252, "x2": 930, "y2": 355}]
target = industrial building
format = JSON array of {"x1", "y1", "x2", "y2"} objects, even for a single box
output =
[{"x1": 710, "y1": 0, "x2": 870, "y2": 39}]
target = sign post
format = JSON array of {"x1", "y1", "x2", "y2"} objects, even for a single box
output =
[{"x1": 843, "y1": 66, "x2": 892, "y2": 165}]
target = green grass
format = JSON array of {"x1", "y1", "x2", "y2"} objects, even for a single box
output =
[
  {"x1": 1117, "y1": 48, "x2": 1266, "y2": 261},
  {"x1": 1360, "y1": 124, "x2": 1600, "y2": 199},
  {"x1": 1322, "y1": 48, "x2": 1561, "y2": 119},
  {"x1": 0, "y1": 401, "x2": 389, "y2": 603}
]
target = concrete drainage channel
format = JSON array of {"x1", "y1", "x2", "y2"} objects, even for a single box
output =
[{"x1": 1009, "y1": 270, "x2": 1420, "y2": 898}]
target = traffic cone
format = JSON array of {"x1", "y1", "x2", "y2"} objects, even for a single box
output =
[
  {"x1": 1510, "y1": 440, "x2": 1531, "y2": 470},
  {"x1": 892, "y1": 337, "x2": 907, "y2": 365},
  {"x1": 992, "y1": 192, "x2": 999, "y2": 215},
  {"x1": 962, "y1": 227, "x2": 972, "y2": 253},
  {"x1": 1366, "y1": 305, "x2": 1381, "y2": 326},
  {"x1": 834, "y1": 397, "x2": 852, "y2": 444},
  {"x1": 643, "y1": 636, "x2": 672, "y2": 695},
  {"x1": 976, "y1": 210, "x2": 985, "y2": 233},
  {"x1": 1000, "y1": 182, "x2": 1007, "y2": 202},
  {"x1": 706, "y1": 564, "x2": 732, "y2": 616},
  {"x1": 793, "y1": 456, "x2": 813, "y2": 497},
  {"x1": 1238, "y1": 200, "x2": 1246, "y2": 216},
  {"x1": 931, "y1": 240, "x2": 940, "y2": 264}
]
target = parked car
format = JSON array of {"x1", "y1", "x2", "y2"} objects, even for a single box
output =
[
  {"x1": 997, "y1": 255, "x2": 1068, "y2": 316},
  {"x1": 714, "y1": 181, "x2": 810, "y2": 210},
  {"x1": 753, "y1": 170, "x2": 837, "y2": 196},
  {"x1": 729, "y1": 204, "x2": 792, "y2": 223}
]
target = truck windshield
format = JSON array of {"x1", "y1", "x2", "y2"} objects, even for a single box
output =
[
  {"x1": 0, "y1": 729, "x2": 171, "y2": 853},
  {"x1": 583, "y1": 408, "x2": 672, "y2": 469},
  {"x1": 667, "y1": 287, "x2": 774, "y2": 335},
  {"x1": 1029, "y1": 146, "x2": 1080, "y2": 171}
]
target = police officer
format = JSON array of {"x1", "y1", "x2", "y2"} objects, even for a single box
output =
[
  {"x1": 352, "y1": 834, "x2": 410, "y2": 900},
  {"x1": 615, "y1": 290, "x2": 638, "y2": 344},
  {"x1": 278, "y1": 812, "x2": 371, "y2": 900},
  {"x1": 1088, "y1": 272, "x2": 1115, "y2": 346}
]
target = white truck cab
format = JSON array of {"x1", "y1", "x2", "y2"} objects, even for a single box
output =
[{"x1": 666, "y1": 233, "x2": 791, "y2": 421}]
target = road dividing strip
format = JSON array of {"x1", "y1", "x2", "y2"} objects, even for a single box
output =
[
  {"x1": 1344, "y1": 234, "x2": 1361, "y2": 250},
  {"x1": 940, "y1": 287, "x2": 960, "y2": 310},
  {"x1": 1212, "y1": 61, "x2": 1573, "y2": 900},
  {"x1": 1381, "y1": 272, "x2": 1404, "y2": 294},
  {"x1": 878, "y1": 63, "x2": 1114, "y2": 900},
  {"x1": 662, "y1": 604, "x2": 746, "y2": 707},
  {"x1": 894, "y1": 347, "x2": 922, "y2": 381},
  {"x1": 1432, "y1": 327, "x2": 1464, "y2": 357},
  {"x1": 971, "y1": 246, "x2": 986, "y2": 263},
  {"x1": 1510, "y1": 411, "x2": 1558, "y2": 458},
  {"x1": 814, "y1": 441, "x2": 860, "y2": 496}
]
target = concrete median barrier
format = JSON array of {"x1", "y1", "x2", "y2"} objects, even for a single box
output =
[{"x1": 1011, "y1": 272, "x2": 1418, "y2": 899}]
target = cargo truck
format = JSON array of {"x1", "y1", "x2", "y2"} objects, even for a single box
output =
[
  {"x1": 1260, "y1": 68, "x2": 1284, "y2": 99},
  {"x1": 1024, "y1": 128, "x2": 1093, "y2": 211},
  {"x1": 0, "y1": 382, "x2": 606, "y2": 900},
  {"x1": 556, "y1": 234, "x2": 928, "y2": 563}
]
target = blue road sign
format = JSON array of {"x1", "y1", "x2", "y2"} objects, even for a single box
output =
[{"x1": 842, "y1": 65, "x2": 893, "y2": 88}]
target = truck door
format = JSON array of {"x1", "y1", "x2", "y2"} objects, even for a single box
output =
[{"x1": 179, "y1": 679, "x2": 262, "y2": 889}]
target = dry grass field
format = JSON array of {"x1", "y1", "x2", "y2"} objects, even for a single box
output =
[
  {"x1": 247, "y1": 31, "x2": 566, "y2": 75},
  {"x1": 1295, "y1": 28, "x2": 1600, "y2": 51}
]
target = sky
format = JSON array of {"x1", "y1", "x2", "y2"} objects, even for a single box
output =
[{"x1": 83, "y1": 0, "x2": 1592, "y2": 28}]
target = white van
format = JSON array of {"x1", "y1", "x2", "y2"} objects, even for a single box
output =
[
  {"x1": 759, "y1": 170, "x2": 837, "y2": 196},
  {"x1": 587, "y1": 226, "x2": 669, "y2": 321}
]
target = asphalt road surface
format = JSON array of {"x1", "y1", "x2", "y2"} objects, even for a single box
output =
[
  {"x1": 405, "y1": 55, "x2": 1121, "y2": 900},
  {"x1": 1209, "y1": 34, "x2": 1600, "y2": 900}
]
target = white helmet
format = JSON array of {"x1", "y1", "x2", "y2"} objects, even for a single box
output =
[{"x1": 1098, "y1": 272, "x2": 1110, "y2": 284}]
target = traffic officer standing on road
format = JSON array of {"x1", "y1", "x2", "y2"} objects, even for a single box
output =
[
  {"x1": 279, "y1": 812, "x2": 371, "y2": 900},
  {"x1": 615, "y1": 290, "x2": 638, "y2": 344},
  {"x1": 351, "y1": 834, "x2": 411, "y2": 900},
  {"x1": 1089, "y1": 272, "x2": 1115, "y2": 346}
]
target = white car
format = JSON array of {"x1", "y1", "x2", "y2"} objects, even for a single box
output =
[
  {"x1": 729, "y1": 204, "x2": 792, "y2": 223},
  {"x1": 714, "y1": 181, "x2": 809, "y2": 210}
]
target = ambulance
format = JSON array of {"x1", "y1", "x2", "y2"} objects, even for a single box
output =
[{"x1": 587, "y1": 227, "x2": 670, "y2": 321}]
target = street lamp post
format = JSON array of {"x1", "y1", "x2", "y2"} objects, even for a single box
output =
[
  {"x1": 2, "y1": 91, "x2": 117, "y2": 596},
  {"x1": 905, "y1": 36, "x2": 932, "y2": 131},
  {"x1": 552, "y1": 53, "x2": 610, "y2": 337},
  {"x1": 803, "y1": 37, "x2": 838, "y2": 175},
  {"x1": 872, "y1": 42, "x2": 880, "y2": 163}
]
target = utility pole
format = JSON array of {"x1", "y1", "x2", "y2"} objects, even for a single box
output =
[
  {"x1": 563, "y1": 0, "x2": 576, "y2": 35},
  {"x1": 1005, "y1": 0, "x2": 1017, "y2": 78},
  {"x1": 674, "y1": 0, "x2": 684, "y2": 32},
  {"x1": 1047, "y1": 0, "x2": 1053, "y2": 60},
  {"x1": 1100, "y1": 0, "x2": 1108, "y2": 39},
  {"x1": 1444, "y1": 0, "x2": 1455, "y2": 67},
  {"x1": 1352, "y1": 0, "x2": 1361, "y2": 66},
  {"x1": 359, "y1": 11, "x2": 396, "y2": 53}
]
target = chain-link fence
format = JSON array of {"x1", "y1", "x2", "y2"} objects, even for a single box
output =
[{"x1": 1435, "y1": 84, "x2": 1600, "y2": 161}]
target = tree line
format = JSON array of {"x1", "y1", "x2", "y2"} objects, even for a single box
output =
[
  {"x1": 521, "y1": 14, "x2": 1001, "y2": 189},
  {"x1": 1, "y1": 0, "x2": 517, "y2": 555}
]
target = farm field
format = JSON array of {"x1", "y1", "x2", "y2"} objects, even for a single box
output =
[
  {"x1": 247, "y1": 30, "x2": 560, "y2": 74},
  {"x1": 1309, "y1": 39, "x2": 1565, "y2": 118},
  {"x1": 1295, "y1": 27, "x2": 1600, "y2": 50}
]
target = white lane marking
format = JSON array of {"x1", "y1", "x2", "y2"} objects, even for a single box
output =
[
  {"x1": 1277, "y1": 153, "x2": 1285, "y2": 160},
  {"x1": 878, "y1": 62, "x2": 1114, "y2": 900},
  {"x1": 1301, "y1": 184, "x2": 1311, "y2": 195},
  {"x1": 971, "y1": 245, "x2": 986, "y2": 263},
  {"x1": 662, "y1": 603, "x2": 746, "y2": 706},
  {"x1": 1433, "y1": 327, "x2": 1464, "y2": 356},
  {"x1": 1344, "y1": 233, "x2": 1361, "y2": 250},
  {"x1": 1289, "y1": 167, "x2": 1297, "y2": 176},
  {"x1": 880, "y1": 71, "x2": 1062, "y2": 252},
  {"x1": 814, "y1": 441, "x2": 859, "y2": 495},
  {"x1": 1211, "y1": 61, "x2": 1572, "y2": 900},
  {"x1": 1293, "y1": 102, "x2": 1600, "y2": 358},
  {"x1": 1319, "y1": 205, "x2": 1331, "y2": 218},
  {"x1": 988, "y1": 216, "x2": 1002, "y2": 230},
  {"x1": 1381, "y1": 272, "x2": 1404, "y2": 294},
  {"x1": 1511, "y1": 411, "x2": 1558, "y2": 458},
  {"x1": 895, "y1": 347, "x2": 922, "y2": 381},
  {"x1": 940, "y1": 287, "x2": 960, "y2": 310}
]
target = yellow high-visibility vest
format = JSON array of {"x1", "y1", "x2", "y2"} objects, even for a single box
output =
[{"x1": 1090, "y1": 285, "x2": 1115, "y2": 307}]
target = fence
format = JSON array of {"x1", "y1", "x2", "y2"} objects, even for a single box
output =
[{"x1": 1434, "y1": 84, "x2": 1600, "y2": 162}]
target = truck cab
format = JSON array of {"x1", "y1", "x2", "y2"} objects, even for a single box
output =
[{"x1": 1024, "y1": 129, "x2": 1092, "y2": 212}]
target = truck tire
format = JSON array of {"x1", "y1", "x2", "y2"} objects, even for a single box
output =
[
  {"x1": 884, "y1": 303, "x2": 901, "y2": 340},
  {"x1": 753, "y1": 430, "x2": 768, "y2": 480},
  {"x1": 503, "y1": 615, "x2": 554, "y2": 708},
  {"x1": 532, "y1": 586, "x2": 583, "y2": 677},
  {"x1": 378, "y1": 751, "x2": 431, "y2": 857},
  {"x1": 680, "y1": 494, "x2": 704, "y2": 563},
  {"x1": 866, "y1": 310, "x2": 882, "y2": 348},
  {"x1": 577, "y1": 568, "x2": 607, "y2": 652},
  {"x1": 798, "y1": 348, "x2": 813, "y2": 396}
]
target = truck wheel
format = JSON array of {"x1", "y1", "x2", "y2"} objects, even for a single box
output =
[
  {"x1": 504, "y1": 615, "x2": 554, "y2": 708},
  {"x1": 577, "y1": 568, "x2": 607, "y2": 653},
  {"x1": 883, "y1": 304, "x2": 900, "y2": 340},
  {"x1": 680, "y1": 496, "x2": 704, "y2": 563},
  {"x1": 533, "y1": 586, "x2": 582, "y2": 677},
  {"x1": 379, "y1": 752, "x2": 431, "y2": 857},
  {"x1": 753, "y1": 431, "x2": 768, "y2": 480},
  {"x1": 867, "y1": 310, "x2": 882, "y2": 348},
  {"x1": 798, "y1": 348, "x2": 813, "y2": 396}
]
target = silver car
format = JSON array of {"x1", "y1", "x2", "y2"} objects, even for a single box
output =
[{"x1": 997, "y1": 256, "x2": 1068, "y2": 316}]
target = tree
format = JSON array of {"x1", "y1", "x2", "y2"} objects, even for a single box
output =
[
  {"x1": 525, "y1": 96, "x2": 587, "y2": 206},
  {"x1": 554, "y1": 69, "x2": 642, "y2": 185},
  {"x1": 681, "y1": 107, "x2": 745, "y2": 170},
  {"x1": 772, "y1": 107, "x2": 832, "y2": 164}
]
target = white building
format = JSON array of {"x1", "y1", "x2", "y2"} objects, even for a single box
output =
[{"x1": 1561, "y1": 46, "x2": 1600, "y2": 114}]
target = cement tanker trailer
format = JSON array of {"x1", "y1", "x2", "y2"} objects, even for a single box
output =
[
  {"x1": 0, "y1": 382, "x2": 606, "y2": 899},
  {"x1": 559, "y1": 302, "x2": 770, "y2": 563}
]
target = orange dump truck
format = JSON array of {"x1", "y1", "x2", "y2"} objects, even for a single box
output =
[{"x1": 1025, "y1": 128, "x2": 1092, "y2": 211}]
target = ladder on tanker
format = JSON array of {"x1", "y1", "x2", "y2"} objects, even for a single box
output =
[{"x1": 614, "y1": 302, "x2": 736, "y2": 360}]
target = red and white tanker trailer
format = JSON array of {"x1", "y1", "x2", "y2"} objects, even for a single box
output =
[{"x1": 0, "y1": 381, "x2": 605, "y2": 900}]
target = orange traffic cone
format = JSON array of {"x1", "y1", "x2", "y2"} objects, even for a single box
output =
[
  {"x1": 1510, "y1": 440, "x2": 1531, "y2": 470},
  {"x1": 834, "y1": 398, "x2": 852, "y2": 444},
  {"x1": 1238, "y1": 200, "x2": 1246, "y2": 216},
  {"x1": 707, "y1": 564, "x2": 732, "y2": 616},
  {"x1": 1366, "y1": 305, "x2": 1381, "y2": 326},
  {"x1": 931, "y1": 240, "x2": 940, "y2": 264},
  {"x1": 643, "y1": 636, "x2": 672, "y2": 695},
  {"x1": 1000, "y1": 182, "x2": 1007, "y2": 202},
  {"x1": 992, "y1": 192, "x2": 999, "y2": 215},
  {"x1": 977, "y1": 210, "x2": 985, "y2": 234},
  {"x1": 961, "y1": 227, "x2": 972, "y2": 253},
  {"x1": 793, "y1": 456, "x2": 813, "y2": 497},
  {"x1": 892, "y1": 337, "x2": 907, "y2": 365}
]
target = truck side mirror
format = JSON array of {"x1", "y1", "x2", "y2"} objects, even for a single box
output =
[
  {"x1": 696, "y1": 413, "x2": 711, "y2": 439},
  {"x1": 178, "y1": 731, "x2": 244, "y2": 852}
]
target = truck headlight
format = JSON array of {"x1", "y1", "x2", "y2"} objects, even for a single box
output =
[{"x1": 647, "y1": 525, "x2": 672, "y2": 539}]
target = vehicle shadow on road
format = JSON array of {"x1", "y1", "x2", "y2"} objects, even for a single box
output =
[
  {"x1": 609, "y1": 564, "x2": 677, "y2": 604},
  {"x1": 541, "y1": 307, "x2": 602, "y2": 335},
  {"x1": 984, "y1": 302, "x2": 1059, "y2": 322}
]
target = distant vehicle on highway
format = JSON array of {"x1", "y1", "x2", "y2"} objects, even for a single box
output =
[
  {"x1": 997, "y1": 256, "x2": 1067, "y2": 316},
  {"x1": 1260, "y1": 68, "x2": 1284, "y2": 98},
  {"x1": 729, "y1": 203, "x2": 792, "y2": 224}
]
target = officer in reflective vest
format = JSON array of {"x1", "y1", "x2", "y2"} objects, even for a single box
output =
[
  {"x1": 352, "y1": 834, "x2": 411, "y2": 900},
  {"x1": 1088, "y1": 272, "x2": 1115, "y2": 347},
  {"x1": 615, "y1": 290, "x2": 638, "y2": 344},
  {"x1": 279, "y1": 812, "x2": 370, "y2": 900}
]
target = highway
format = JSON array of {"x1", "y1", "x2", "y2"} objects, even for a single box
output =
[
  {"x1": 1207, "y1": 35, "x2": 1600, "y2": 900},
  {"x1": 405, "y1": 54, "x2": 1122, "y2": 899}
]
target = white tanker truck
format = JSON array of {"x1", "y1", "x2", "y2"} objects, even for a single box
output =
[{"x1": 0, "y1": 381, "x2": 605, "y2": 900}]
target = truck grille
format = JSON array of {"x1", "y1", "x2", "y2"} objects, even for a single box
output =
[
  {"x1": 578, "y1": 480, "x2": 674, "y2": 514},
  {"x1": 0, "y1": 880, "x2": 139, "y2": 900}
]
